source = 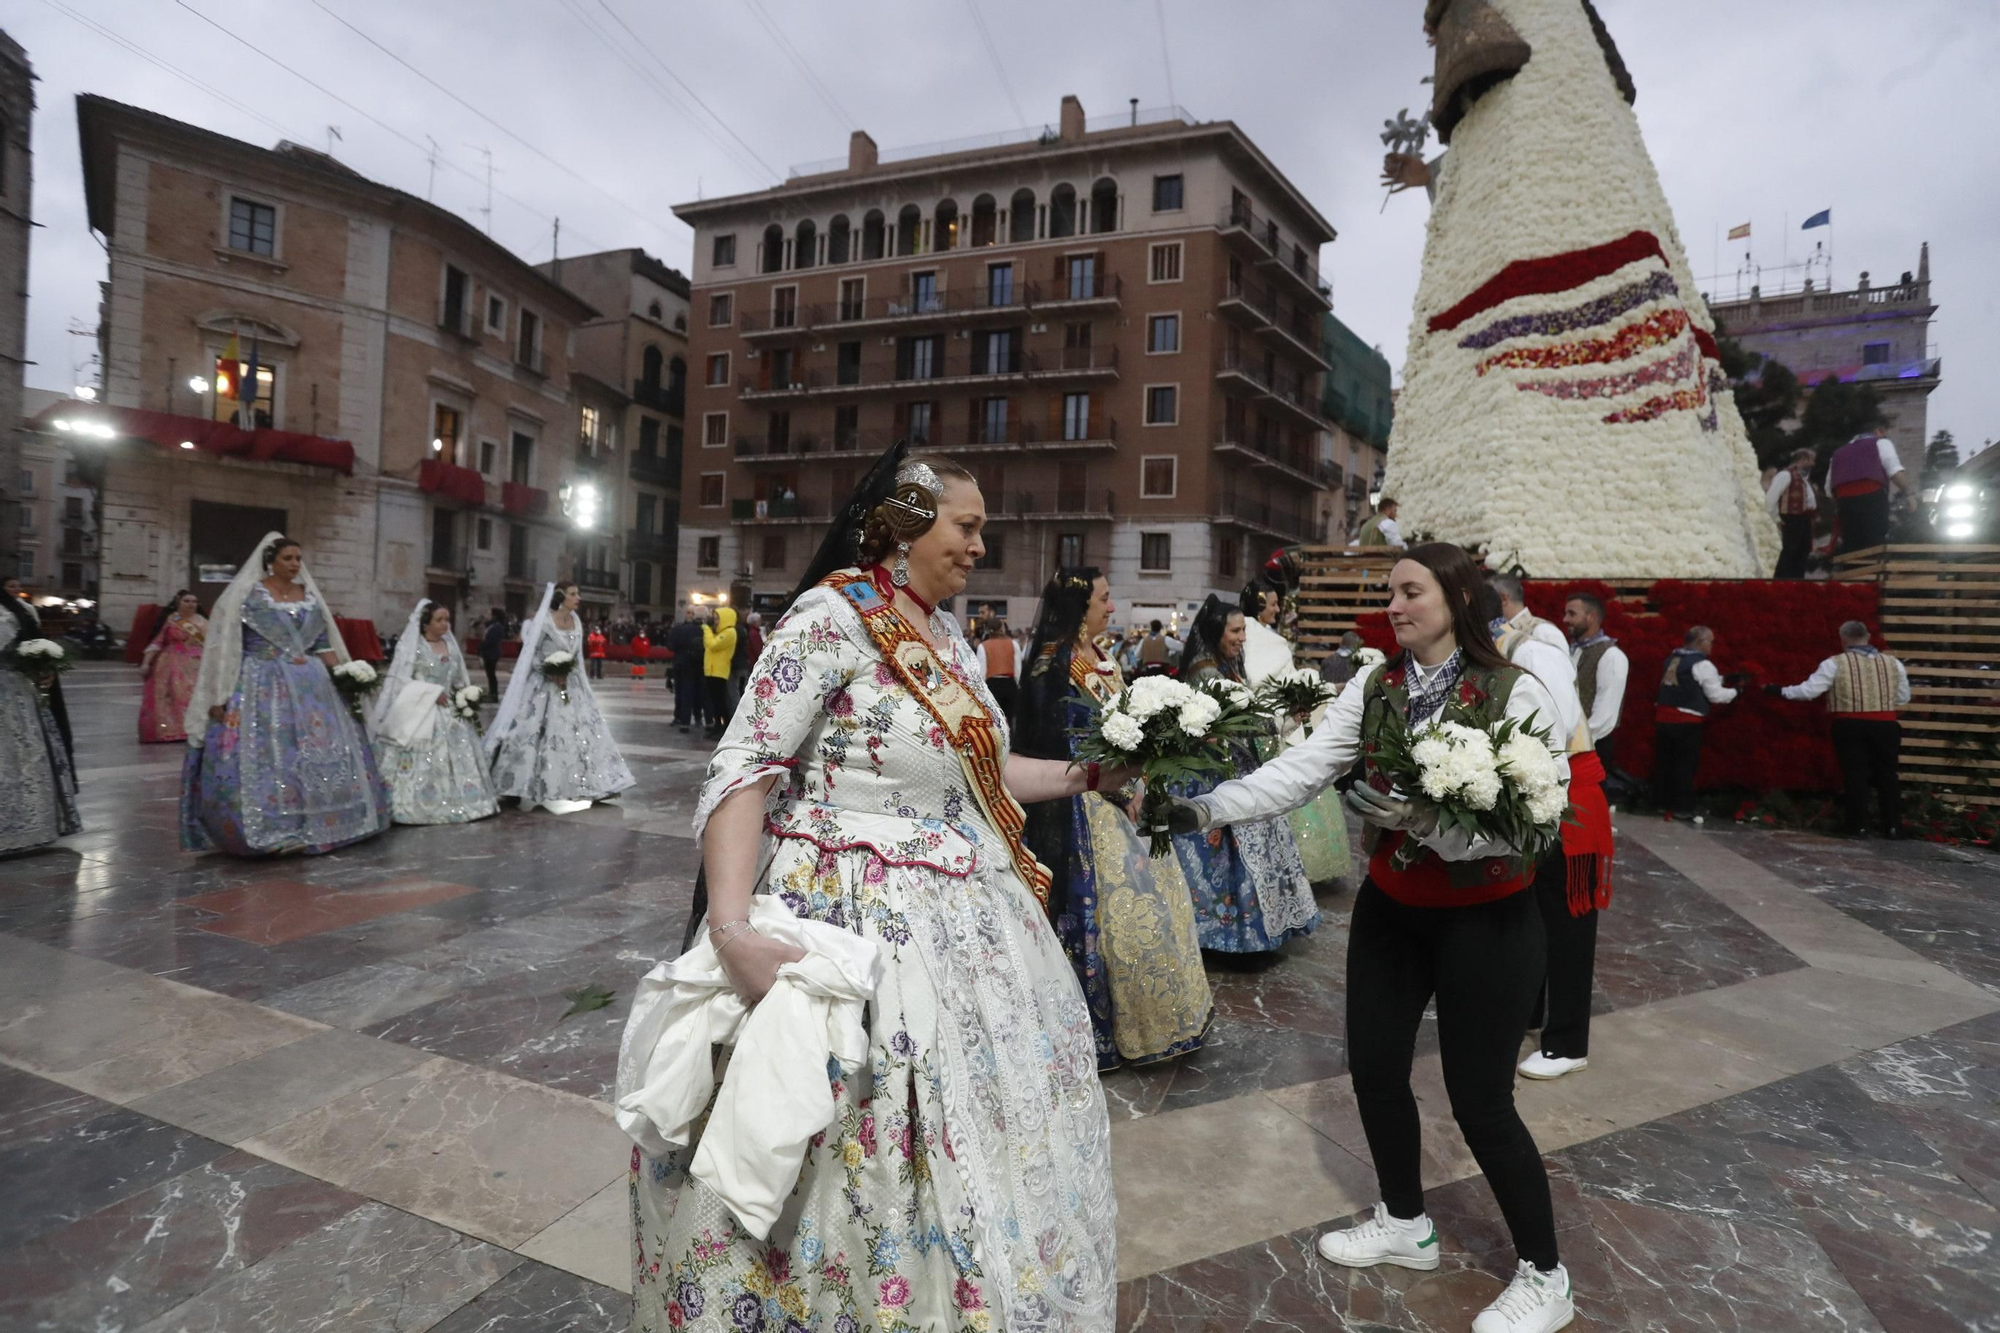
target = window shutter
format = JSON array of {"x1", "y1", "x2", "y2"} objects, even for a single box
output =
[
  {"x1": 1088, "y1": 396, "x2": 1101, "y2": 439},
  {"x1": 1047, "y1": 395, "x2": 1063, "y2": 441}
]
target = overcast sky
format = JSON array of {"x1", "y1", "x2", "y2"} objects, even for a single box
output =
[{"x1": 13, "y1": 0, "x2": 1997, "y2": 457}]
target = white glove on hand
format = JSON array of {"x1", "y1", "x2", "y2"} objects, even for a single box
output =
[
  {"x1": 1157, "y1": 796, "x2": 1206, "y2": 836},
  {"x1": 1344, "y1": 784, "x2": 1439, "y2": 838}
]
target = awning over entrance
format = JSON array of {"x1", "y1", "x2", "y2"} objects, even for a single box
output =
[{"x1": 31, "y1": 404, "x2": 357, "y2": 475}]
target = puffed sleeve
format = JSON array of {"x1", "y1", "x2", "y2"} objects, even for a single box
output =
[{"x1": 692, "y1": 587, "x2": 867, "y2": 841}]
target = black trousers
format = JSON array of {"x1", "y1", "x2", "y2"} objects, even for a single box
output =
[
  {"x1": 1831, "y1": 718, "x2": 1902, "y2": 834},
  {"x1": 481, "y1": 654, "x2": 499, "y2": 697},
  {"x1": 1775, "y1": 512, "x2": 1813, "y2": 578},
  {"x1": 704, "y1": 676, "x2": 732, "y2": 734},
  {"x1": 986, "y1": 676, "x2": 1018, "y2": 720},
  {"x1": 1528, "y1": 854, "x2": 1599, "y2": 1059},
  {"x1": 1347, "y1": 881, "x2": 1558, "y2": 1270},
  {"x1": 674, "y1": 668, "x2": 704, "y2": 726},
  {"x1": 1653, "y1": 721, "x2": 1705, "y2": 816},
  {"x1": 1836, "y1": 490, "x2": 1891, "y2": 554}
]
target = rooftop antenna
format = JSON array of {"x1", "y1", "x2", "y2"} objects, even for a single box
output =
[
  {"x1": 424, "y1": 136, "x2": 440, "y2": 201},
  {"x1": 326, "y1": 124, "x2": 343, "y2": 155},
  {"x1": 465, "y1": 143, "x2": 495, "y2": 235},
  {"x1": 1130, "y1": 97, "x2": 1139, "y2": 126}
]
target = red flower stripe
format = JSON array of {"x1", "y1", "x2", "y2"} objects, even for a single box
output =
[
  {"x1": 1427, "y1": 230, "x2": 1667, "y2": 333},
  {"x1": 1516, "y1": 340, "x2": 1700, "y2": 403},
  {"x1": 1477, "y1": 309, "x2": 1689, "y2": 375},
  {"x1": 1601, "y1": 383, "x2": 1709, "y2": 425},
  {"x1": 1690, "y1": 326, "x2": 1720, "y2": 362}
]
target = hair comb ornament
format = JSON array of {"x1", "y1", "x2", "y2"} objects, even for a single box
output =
[{"x1": 885, "y1": 462, "x2": 941, "y2": 521}]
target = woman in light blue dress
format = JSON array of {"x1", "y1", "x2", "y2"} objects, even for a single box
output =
[
  {"x1": 486, "y1": 580, "x2": 634, "y2": 813},
  {"x1": 179, "y1": 533, "x2": 390, "y2": 856},
  {"x1": 370, "y1": 599, "x2": 498, "y2": 825},
  {"x1": 1168, "y1": 595, "x2": 1319, "y2": 952}
]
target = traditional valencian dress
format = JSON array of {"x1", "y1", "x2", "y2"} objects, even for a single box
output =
[
  {"x1": 180, "y1": 586, "x2": 390, "y2": 856},
  {"x1": 1016, "y1": 642, "x2": 1213, "y2": 1070},
  {"x1": 372, "y1": 638, "x2": 499, "y2": 826},
  {"x1": 487, "y1": 611, "x2": 634, "y2": 809},
  {"x1": 0, "y1": 603, "x2": 81, "y2": 853},
  {"x1": 1243, "y1": 616, "x2": 1352, "y2": 887},
  {"x1": 139, "y1": 613, "x2": 206, "y2": 744},
  {"x1": 1169, "y1": 644, "x2": 1319, "y2": 953},
  {"x1": 631, "y1": 570, "x2": 1116, "y2": 1333}
]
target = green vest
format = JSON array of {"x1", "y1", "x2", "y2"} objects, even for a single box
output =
[
  {"x1": 1357, "y1": 512, "x2": 1391, "y2": 547},
  {"x1": 1359, "y1": 657, "x2": 1535, "y2": 888},
  {"x1": 1574, "y1": 638, "x2": 1614, "y2": 718}
]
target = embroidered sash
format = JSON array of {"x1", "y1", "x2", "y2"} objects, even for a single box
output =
[{"x1": 823, "y1": 572, "x2": 1053, "y2": 905}]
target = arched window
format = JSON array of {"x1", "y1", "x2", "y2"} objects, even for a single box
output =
[
  {"x1": 647, "y1": 299, "x2": 663, "y2": 320},
  {"x1": 896, "y1": 204, "x2": 923, "y2": 255},
  {"x1": 827, "y1": 214, "x2": 852, "y2": 265},
  {"x1": 934, "y1": 199, "x2": 959, "y2": 252},
  {"x1": 1009, "y1": 187, "x2": 1037, "y2": 242},
  {"x1": 642, "y1": 344, "x2": 664, "y2": 392},
  {"x1": 667, "y1": 356, "x2": 687, "y2": 401},
  {"x1": 760, "y1": 224, "x2": 785, "y2": 273},
  {"x1": 860, "y1": 209, "x2": 886, "y2": 261},
  {"x1": 1089, "y1": 177, "x2": 1118, "y2": 235},
  {"x1": 1048, "y1": 184, "x2": 1077, "y2": 238},
  {"x1": 969, "y1": 194, "x2": 997, "y2": 247},
  {"x1": 794, "y1": 218, "x2": 818, "y2": 270}
]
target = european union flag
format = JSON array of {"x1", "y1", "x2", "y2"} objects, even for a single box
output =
[{"x1": 1801, "y1": 209, "x2": 1831, "y2": 230}]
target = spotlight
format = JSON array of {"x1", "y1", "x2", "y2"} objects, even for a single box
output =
[
  {"x1": 74, "y1": 385, "x2": 97, "y2": 401},
  {"x1": 179, "y1": 440, "x2": 196, "y2": 450},
  {"x1": 188, "y1": 376, "x2": 210, "y2": 395}
]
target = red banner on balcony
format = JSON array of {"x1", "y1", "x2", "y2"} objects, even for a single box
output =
[
  {"x1": 501, "y1": 481, "x2": 549, "y2": 517},
  {"x1": 32, "y1": 404, "x2": 356, "y2": 474},
  {"x1": 419, "y1": 458, "x2": 488, "y2": 507}
]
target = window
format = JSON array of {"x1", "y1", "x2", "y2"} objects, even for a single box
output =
[
  {"x1": 834, "y1": 405, "x2": 859, "y2": 447},
  {"x1": 580, "y1": 404, "x2": 601, "y2": 449},
  {"x1": 699, "y1": 473, "x2": 725, "y2": 507},
  {"x1": 697, "y1": 536, "x2": 721, "y2": 569},
  {"x1": 214, "y1": 355, "x2": 275, "y2": 428},
  {"x1": 431, "y1": 403, "x2": 462, "y2": 457},
  {"x1": 476, "y1": 517, "x2": 492, "y2": 551},
  {"x1": 1057, "y1": 533, "x2": 1083, "y2": 567},
  {"x1": 1147, "y1": 313, "x2": 1181, "y2": 354},
  {"x1": 62, "y1": 562, "x2": 82, "y2": 590},
  {"x1": 228, "y1": 196, "x2": 276, "y2": 256},
  {"x1": 1066, "y1": 253, "x2": 1098, "y2": 300},
  {"x1": 1218, "y1": 535, "x2": 1239, "y2": 580},
  {"x1": 478, "y1": 439, "x2": 498, "y2": 475},
  {"x1": 838, "y1": 277, "x2": 865, "y2": 322},
  {"x1": 1149, "y1": 242, "x2": 1183, "y2": 283},
  {"x1": 638, "y1": 418, "x2": 660, "y2": 457},
  {"x1": 975, "y1": 329, "x2": 1017, "y2": 376},
  {"x1": 484, "y1": 293, "x2": 507, "y2": 335},
  {"x1": 979, "y1": 396, "x2": 1010, "y2": 444},
  {"x1": 767, "y1": 348, "x2": 796, "y2": 390},
  {"x1": 16, "y1": 467, "x2": 31, "y2": 495},
  {"x1": 666, "y1": 425, "x2": 684, "y2": 468},
  {"x1": 633, "y1": 562, "x2": 653, "y2": 605},
  {"x1": 517, "y1": 308, "x2": 542, "y2": 369},
  {"x1": 987, "y1": 263, "x2": 1014, "y2": 308},
  {"x1": 1152, "y1": 174, "x2": 1184, "y2": 212},
  {"x1": 441, "y1": 263, "x2": 470, "y2": 333},
  {"x1": 768, "y1": 409, "x2": 791, "y2": 450},
  {"x1": 706, "y1": 352, "x2": 730, "y2": 387},
  {"x1": 1063, "y1": 393, "x2": 1091, "y2": 441},
  {"x1": 837, "y1": 340, "x2": 862, "y2": 386},
  {"x1": 898, "y1": 335, "x2": 941, "y2": 381},
  {"x1": 649, "y1": 300, "x2": 663, "y2": 321},
  {"x1": 1140, "y1": 533, "x2": 1172, "y2": 571},
  {"x1": 15, "y1": 548, "x2": 30, "y2": 578},
  {"x1": 1145, "y1": 384, "x2": 1179, "y2": 426},
  {"x1": 905, "y1": 401, "x2": 935, "y2": 445},
  {"x1": 703, "y1": 411, "x2": 728, "y2": 446},
  {"x1": 16, "y1": 503, "x2": 30, "y2": 533},
  {"x1": 909, "y1": 271, "x2": 940, "y2": 314},
  {"x1": 1141, "y1": 456, "x2": 1177, "y2": 498},
  {"x1": 772, "y1": 286, "x2": 798, "y2": 329},
  {"x1": 762, "y1": 533, "x2": 787, "y2": 570},
  {"x1": 975, "y1": 531, "x2": 1004, "y2": 570},
  {"x1": 1863, "y1": 341, "x2": 1892, "y2": 365},
  {"x1": 510, "y1": 431, "x2": 535, "y2": 485},
  {"x1": 709, "y1": 293, "x2": 734, "y2": 327},
  {"x1": 712, "y1": 233, "x2": 737, "y2": 266}
]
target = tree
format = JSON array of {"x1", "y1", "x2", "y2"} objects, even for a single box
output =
[
  {"x1": 1924, "y1": 429, "x2": 1960, "y2": 487},
  {"x1": 1715, "y1": 329, "x2": 1799, "y2": 469},
  {"x1": 1792, "y1": 377, "x2": 1888, "y2": 483}
]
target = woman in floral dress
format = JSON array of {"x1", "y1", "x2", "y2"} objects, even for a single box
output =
[
  {"x1": 180, "y1": 534, "x2": 390, "y2": 856},
  {"x1": 1168, "y1": 595, "x2": 1319, "y2": 952},
  {"x1": 370, "y1": 599, "x2": 498, "y2": 825},
  {"x1": 485, "y1": 580, "x2": 634, "y2": 814},
  {"x1": 138, "y1": 590, "x2": 206, "y2": 744},
  {"x1": 1, "y1": 577, "x2": 80, "y2": 854},
  {"x1": 632, "y1": 448, "x2": 1120, "y2": 1333},
  {"x1": 1014, "y1": 567, "x2": 1212, "y2": 1070}
]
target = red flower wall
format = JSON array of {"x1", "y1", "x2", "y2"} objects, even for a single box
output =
[{"x1": 1356, "y1": 579, "x2": 1883, "y2": 794}]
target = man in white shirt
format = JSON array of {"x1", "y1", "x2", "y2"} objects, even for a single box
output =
[
  {"x1": 1652, "y1": 626, "x2": 1741, "y2": 819},
  {"x1": 1828, "y1": 432, "x2": 1912, "y2": 556},
  {"x1": 1356, "y1": 498, "x2": 1407, "y2": 550},
  {"x1": 1765, "y1": 620, "x2": 1912, "y2": 837},
  {"x1": 1562, "y1": 594, "x2": 1629, "y2": 777},
  {"x1": 1764, "y1": 446, "x2": 1819, "y2": 579}
]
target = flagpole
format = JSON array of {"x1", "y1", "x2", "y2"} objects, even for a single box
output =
[{"x1": 1782, "y1": 211, "x2": 1789, "y2": 290}]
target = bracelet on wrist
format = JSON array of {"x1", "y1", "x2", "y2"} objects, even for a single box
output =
[{"x1": 1084, "y1": 761, "x2": 1102, "y2": 793}]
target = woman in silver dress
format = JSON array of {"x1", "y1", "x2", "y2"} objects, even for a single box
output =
[
  {"x1": 486, "y1": 579, "x2": 634, "y2": 814},
  {"x1": 371, "y1": 599, "x2": 499, "y2": 825},
  {"x1": 0, "y1": 577, "x2": 80, "y2": 854}
]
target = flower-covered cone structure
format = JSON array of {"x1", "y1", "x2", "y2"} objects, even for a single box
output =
[{"x1": 1387, "y1": 0, "x2": 1778, "y2": 576}]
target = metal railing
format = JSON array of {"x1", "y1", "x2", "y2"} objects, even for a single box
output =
[
  {"x1": 739, "y1": 273, "x2": 1118, "y2": 335},
  {"x1": 629, "y1": 452, "x2": 674, "y2": 484},
  {"x1": 786, "y1": 106, "x2": 1197, "y2": 177},
  {"x1": 1217, "y1": 201, "x2": 1331, "y2": 302}
]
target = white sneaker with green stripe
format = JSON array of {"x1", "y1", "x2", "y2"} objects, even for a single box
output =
[
  {"x1": 1315, "y1": 1202, "x2": 1440, "y2": 1270},
  {"x1": 1472, "y1": 1259, "x2": 1575, "y2": 1333}
]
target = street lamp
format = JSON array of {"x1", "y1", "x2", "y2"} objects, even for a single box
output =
[
  {"x1": 74, "y1": 385, "x2": 97, "y2": 401},
  {"x1": 188, "y1": 375, "x2": 210, "y2": 396},
  {"x1": 559, "y1": 480, "x2": 600, "y2": 530}
]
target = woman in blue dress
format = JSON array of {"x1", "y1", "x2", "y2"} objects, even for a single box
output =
[
  {"x1": 1169, "y1": 595, "x2": 1319, "y2": 952},
  {"x1": 180, "y1": 533, "x2": 390, "y2": 855},
  {"x1": 1014, "y1": 567, "x2": 1213, "y2": 1069}
]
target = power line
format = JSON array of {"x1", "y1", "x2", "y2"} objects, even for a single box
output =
[
  {"x1": 1154, "y1": 0, "x2": 1178, "y2": 109},
  {"x1": 593, "y1": 0, "x2": 783, "y2": 182},
  {"x1": 962, "y1": 0, "x2": 1027, "y2": 128},
  {"x1": 305, "y1": 0, "x2": 672, "y2": 245},
  {"x1": 743, "y1": 0, "x2": 856, "y2": 131},
  {"x1": 39, "y1": 0, "x2": 296, "y2": 141}
]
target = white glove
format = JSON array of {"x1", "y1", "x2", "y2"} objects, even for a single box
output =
[
  {"x1": 1157, "y1": 796, "x2": 1206, "y2": 836},
  {"x1": 1344, "y1": 784, "x2": 1438, "y2": 837}
]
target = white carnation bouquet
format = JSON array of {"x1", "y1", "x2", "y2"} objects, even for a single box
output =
[
  {"x1": 1072, "y1": 674, "x2": 1265, "y2": 855},
  {"x1": 1369, "y1": 697, "x2": 1569, "y2": 870},
  {"x1": 1252, "y1": 666, "x2": 1338, "y2": 735},
  {"x1": 329, "y1": 659, "x2": 381, "y2": 720},
  {"x1": 1353, "y1": 647, "x2": 1387, "y2": 671},
  {"x1": 452, "y1": 684, "x2": 484, "y2": 725},
  {"x1": 6, "y1": 637, "x2": 71, "y2": 682},
  {"x1": 540, "y1": 649, "x2": 578, "y2": 702}
]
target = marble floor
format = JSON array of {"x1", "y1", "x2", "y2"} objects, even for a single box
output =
[{"x1": 3, "y1": 662, "x2": 1997, "y2": 1331}]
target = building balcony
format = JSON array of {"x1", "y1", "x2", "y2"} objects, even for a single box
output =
[
  {"x1": 742, "y1": 345, "x2": 1117, "y2": 403},
  {"x1": 1215, "y1": 490, "x2": 1317, "y2": 543},
  {"x1": 632, "y1": 381, "x2": 685, "y2": 417},
  {"x1": 1028, "y1": 345, "x2": 1119, "y2": 380},
  {"x1": 1213, "y1": 438, "x2": 1335, "y2": 492},
  {"x1": 628, "y1": 451, "x2": 676, "y2": 485},
  {"x1": 926, "y1": 417, "x2": 1120, "y2": 456},
  {"x1": 732, "y1": 495, "x2": 825, "y2": 525},
  {"x1": 501, "y1": 481, "x2": 550, "y2": 517},
  {"x1": 627, "y1": 528, "x2": 675, "y2": 563},
  {"x1": 418, "y1": 458, "x2": 488, "y2": 508},
  {"x1": 1217, "y1": 202, "x2": 1331, "y2": 307},
  {"x1": 1218, "y1": 278, "x2": 1329, "y2": 370},
  {"x1": 735, "y1": 431, "x2": 888, "y2": 464},
  {"x1": 737, "y1": 274, "x2": 1117, "y2": 340},
  {"x1": 576, "y1": 568, "x2": 620, "y2": 593},
  {"x1": 426, "y1": 536, "x2": 473, "y2": 582},
  {"x1": 985, "y1": 488, "x2": 1116, "y2": 522},
  {"x1": 1214, "y1": 350, "x2": 1324, "y2": 432}
]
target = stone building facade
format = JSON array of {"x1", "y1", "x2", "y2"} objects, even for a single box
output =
[
  {"x1": 671, "y1": 97, "x2": 1339, "y2": 628},
  {"x1": 540, "y1": 248, "x2": 690, "y2": 623},
  {"x1": 1, "y1": 31, "x2": 34, "y2": 583},
  {"x1": 73, "y1": 95, "x2": 594, "y2": 635},
  {"x1": 1707, "y1": 244, "x2": 1941, "y2": 477},
  {"x1": 1319, "y1": 311, "x2": 1392, "y2": 542}
]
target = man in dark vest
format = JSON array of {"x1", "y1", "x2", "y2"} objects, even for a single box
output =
[
  {"x1": 1828, "y1": 432, "x2": 1912, "y2": 555},
  {"x1": 1136, "y1": 619, "x2": 1176, "y2": 677},
  {"x1": 1766, "y1": 620, "x2": 1911, "y2": 837},
  {"x1": 478, "y1": 606, "x2": 506, "y2": 697},
  {"x1": 1764, "y1": 447, "x2": 1819, "y2": 579},
  {"x1": 1652, "y1": 626, "x2": 1741, "y2": 820},
  {"x1": 1563, "y1": 593, "x2": 1628, "y2": 778}
]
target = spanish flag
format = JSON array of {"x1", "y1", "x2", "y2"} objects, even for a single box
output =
[{"x1": 1727, "y1": 222, "x2": 1751, "y2": 241}]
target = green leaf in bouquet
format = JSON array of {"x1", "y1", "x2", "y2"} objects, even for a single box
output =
[{"x1": 559, "y1": 983, "x2": 617, "y2": 1022}]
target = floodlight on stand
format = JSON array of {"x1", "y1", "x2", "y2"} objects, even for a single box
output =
[
  {"x1": 1945, "y1": 523, "x2": 1976, "y2": 540},
  {"x1": 1946, "y1": 504, "x2": 1976, "y2": 520},
  {"x1": 1944, "y1": 482, "x2": 1973, "y2": 500},
  {"x1": 188, "y1": 376, "x2": 210, "y2": 395},
  {"x1": 53, "y1": 419, "x2": 73, "y2": 432}
]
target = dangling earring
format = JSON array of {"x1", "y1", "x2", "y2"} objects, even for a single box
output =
[{"x1": 891, "y1": 542, "x2": 912, "y2": 588}]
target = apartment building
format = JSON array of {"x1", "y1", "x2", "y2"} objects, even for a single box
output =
[
  {"x1": 65, "y1": 95, "x2": 595, "y2": 633},
  {"x1": 16, "y1": 388, "x2": 98, "y2": 600},
  {"x1": 541, "y1": 248, "x2": 691, "y2": 622},
  {"x1": 0, "y1": 31, "x2": 34, "y2": 581},
  {"x1": 673, "y1": 96, "x2": 1338, "y2": 625},
  {"x1": 1320, "y1": 312, "x2": 1393, "y2": 541}
]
